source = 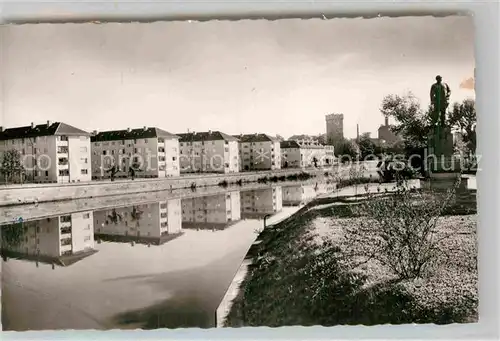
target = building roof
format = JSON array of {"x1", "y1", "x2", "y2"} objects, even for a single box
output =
[
  {"x1": 281, "y1": 140, "x2": 327, "y2": 149},
  {"x1": 176, "y1": 131, "x2": 239, "y2": 142},
  {"x1": 233, "y1": 133, "x2": 279, "y2": 143},
  {"x1": 280, "y1": 140, "x2": 301, "y2": 149},
  {"x1": 0, "y1": 122, "x2": 90, "y2": 141},
  {"x1": 90, "y1": 127, "x2": 179, "y2": 142}
]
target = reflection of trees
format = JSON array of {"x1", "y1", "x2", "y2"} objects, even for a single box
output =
[
  {"x1": 131, "y1": 206, "x2": 144, "y2": 227},
  {"x1": 1, "y1": 223, "x2": 25, "y2": 248},
  {"x1": 107, "y1": 209, "x2": 122, "y2": 225}
]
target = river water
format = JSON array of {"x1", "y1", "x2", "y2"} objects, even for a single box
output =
[{"x1": 1, "y1": 180, "x2": 336, "y2": 331}]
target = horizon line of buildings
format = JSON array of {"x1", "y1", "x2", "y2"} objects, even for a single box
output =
[{"x1": 0, "y1": 121, "x2": 336, "y2": 184}]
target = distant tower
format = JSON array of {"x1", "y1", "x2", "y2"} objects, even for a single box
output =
[{"x1": 325, "y1": 113, "x2": 344, "y2": 143}]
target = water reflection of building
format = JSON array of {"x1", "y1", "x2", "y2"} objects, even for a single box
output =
[
  {"x1": 282, "y1": 183, "x2": 335, "y2": 206},
  {"x1": 181, "y1": 191, "x2": 241, "y2": 230},
  {"x1": 240, "y1": 187, "x2": 283, "y2": 219},
  {"x1": 0, "y1": 211, "x2": 97, "y2": 267},
  {"x1": 93, "y1": 199, "x2": 183, "y2": 245}
]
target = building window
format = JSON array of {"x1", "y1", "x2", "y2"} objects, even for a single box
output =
[
  {"x1": 59, "y1": 169, "x2": 69, "y2": 176},
  {"x1": 58, "y1": 157, "x2": 68, "y2": 165},
  {"x1": 45, "y1": 171, "x2": 48, "y2": 176},
  {"x1": 60, "y1": 215, "x2": 71, "y2": 223},
  {"x1": 81, "y1": 158, "x2": 88, "y2": 164},
  {"x1": 158, "y1": 138, "x2": 164, "y2": 143},
  {"x1": 57, "y1": 146, "x2": 68, "y2": 153},
  {"x1": 111, "y1": 150, "x2": 115, "y2": 155},
  {"x1": 144, "y1": 139, "x2": 148, "y2": 143},
  {"x1": 102, "y1": 150, "x2": 107, "y2": 155},
  {"x1": 33, "y1": 147, "x2": 37, "y2": 154},
  {"x1": 83, "y1": 213, "x2": 90, "y2": 219},
  {"x1": 80, "y1": 147, "x2": 88, "y2": 153},
  {"x1": 81, "y1": 169, "x2": 88, "y2": 175},
  {"x1": 60, "y1": 135, "x2": 68, "y2": 141}
]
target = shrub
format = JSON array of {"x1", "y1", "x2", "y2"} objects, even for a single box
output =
[
  {"x1": 218, "y1": 180, "x2": 229, "y2": 187},
  {"x1": 343, "y1": 176, "x2": 461, "y2": 280}
]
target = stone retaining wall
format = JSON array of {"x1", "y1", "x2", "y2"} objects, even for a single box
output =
[{"x1": 0, "y1": 168, "x2": 331, "y2": 207}]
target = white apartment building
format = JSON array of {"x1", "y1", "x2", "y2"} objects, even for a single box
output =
[
  {"x1": 281, "y1": 139, "x2": 335, "y2": 169},
  {"x1": 240, "y1": 186, "x2": 283, "y2": 219},
  {"x1": 176, "y1": 131, "x2": 240, "y2": 174},
  {"x1": 181, "y1": 191, "x2": 241, "y2": 229},
  {"x1": 90, "y1": 127, "x2": 180, "y2": 180},
  {"x1": 93, "y1": 199, "x2": 183, "y2": 245},
  {"x1": 1, "y1": 211, "x2": 96, "y2": 266},
  {"x1": 0, "y1": 121, "x2": 92, "y2": 184},
  {"x1": 233, "y1": 133, "x2": 281, "y2": 171}
]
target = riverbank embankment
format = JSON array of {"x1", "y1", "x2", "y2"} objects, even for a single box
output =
[{"x1": 0, "y1": 168, "x2": 339, "y2": 207}]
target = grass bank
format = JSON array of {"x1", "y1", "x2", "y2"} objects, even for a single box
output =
[{"x1": 224, "y1": 187, "x2": 478, "y2": 327}]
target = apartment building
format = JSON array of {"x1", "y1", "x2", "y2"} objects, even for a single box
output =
[
  {"x1": 233, "y1": 133, "x2": 281, "y2": 171},
  {"x1": 281, "y1": 139, "x2": 334, "y2": 169},
  {"x1": 90, "y1": 127, "x2": 180, "y2": 179},
  {"x1": 176, "y1": 131, "x2": 239, "y2": 174},
  {"x1": 0, "y1": 121, "x2": 91, "y2": 183},
  {"x1": 240, "y1": 187, "x2": 283, "y2": 219},
  {"x1": 93, "y1": 199, "x2": 183, "y2": 245},
  {"x1": 181, "y1": 191, "x2": 241, "y2": 230},
  {"x1": 0, "y1": 211, "x2": 97, "y2": 266}
]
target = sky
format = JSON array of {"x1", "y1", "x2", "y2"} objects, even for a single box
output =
[{"x1": 1, "y1": 16, "x2": 475, "y2": 139}]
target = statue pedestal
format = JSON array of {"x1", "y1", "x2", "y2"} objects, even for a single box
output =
[{"x1": 425, "y1": 126, "x2": 460, "y2": 176}]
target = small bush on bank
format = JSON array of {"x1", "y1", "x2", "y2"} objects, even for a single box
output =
[
  {"x1": 343, "y1": 176, "x2": 461, "y2": 280},
  {"x1": 218, "y1": 180, "x2": 229, "y2": 187}
]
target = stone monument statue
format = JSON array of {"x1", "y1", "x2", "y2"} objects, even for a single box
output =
[
  {"x1": 429, "y1": 75, "x2": 451, "y2": 128},
  {"x1": 427, "y1": 75, "x2": 454, "y2": 174}
]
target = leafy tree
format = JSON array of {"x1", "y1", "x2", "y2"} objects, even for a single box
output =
[
  {"x1": 0, "y1": 149, "x2": 25, "y2": 183},
  {"x1": 448, "y1": 99, "x2": 476, "y2": 155},
  {"x1": 334, "y1": 138, "x2": 359, "y2": 160},
  {"x1": 357, "y1": 133, "x2": 377, "y2": 159},
  {"x1": 380, "y1": 92, "x2": 431, "y2": 149}
]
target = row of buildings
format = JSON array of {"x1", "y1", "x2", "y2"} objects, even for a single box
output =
[
  {"x1": 0, "y1": 121, "x2": 335, "y2": 183},
  {"x1": 1, "y1": 183, "x2": 335, "y2": 267}
]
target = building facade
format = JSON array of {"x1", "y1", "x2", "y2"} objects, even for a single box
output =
[
  {"x1": 234, "y1": 133, "x2": 281, "y2": 171},
  {"x1": 325, "y1": 113, "x2": 344, "y2": 143},
  {"x1": 377, "y1": 116, "x2": 401, "y2": 145},
  {"x1": 0, "y1": 211, "x2": 96, "y2": 266},
  {"x1": 176, "y1": 131, "x2": 240, "y2": 174},
  {"x1": 0, "y1": 121, "x2": 92, "y2": 184},
  {"x1": 281, "y1": 139, "x2": 334, "y2": 168},
  {"x1": 181, "y1": 191, "x2": 241, "y2": 229},
  {"x1": 93, "y1": 200, "x2": 183, "y2": 245},
  {"x1": 90, "y1": 127, "x2": 180, "y2": 179},
  {"x1": 240, "y1": 187, "x2": 283, "y2": 219}
]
